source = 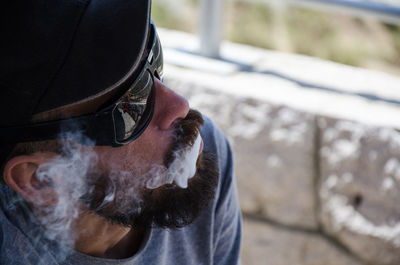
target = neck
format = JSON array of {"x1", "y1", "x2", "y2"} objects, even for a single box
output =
[{"x1": 73, "y1": 211, "x2": 146, "y2": 259}]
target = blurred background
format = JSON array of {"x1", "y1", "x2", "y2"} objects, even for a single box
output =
[
  {"x1": 153, "y1": 0, "x2": 400, "y2": 75},
  {"x1": 152, "y1": 1, "x2": 400, "y2": 264}
]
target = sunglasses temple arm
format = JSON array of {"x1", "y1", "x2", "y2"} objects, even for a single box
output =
[{"x1": 0, "y1": 113, "x2": 114, "y2": 146}]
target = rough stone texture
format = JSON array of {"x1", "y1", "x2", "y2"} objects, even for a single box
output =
[
  {"x1": 241, "y1": 216, "x2": 364, "y2": 265},
  {"x1": 318, "y1": 117, "x2": 400, "y2": 265},
  {"x1": 163, "y1": 72, "x2": 400, "y2": 264},
  {"x1": 165, "y1": 77, "x2": 318, "y2": 229}
]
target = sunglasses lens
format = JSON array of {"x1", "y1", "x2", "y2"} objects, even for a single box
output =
[
  {"x1": 112, "y1": 71, "x2": 154, "y2": 143},
  {"x1": 153, "y1": 33, "x2": 163, "y2": 79},
  {"x1": 110, "y1": 24, "x2": 162, "y2": 145}
]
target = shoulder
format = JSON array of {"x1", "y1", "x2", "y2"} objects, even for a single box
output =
[
  {"x1": 200, "y1": 116, "x2": 242, "y2": 264},
  {"x1": 201, "y1": 115, "x2": 228, "y2": 147},
  {"x1": 0, "y1": 188, "x2": 22, "y2": 263},
  {"x1": 200, "y1": 115, "x2": 233, "y2": 175},
  {"x1": 200, "y1": 115, "x2": 236, "y2": 210}
]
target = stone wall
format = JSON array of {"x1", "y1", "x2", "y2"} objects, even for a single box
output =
[{"x1": 165, "y1": 76, "x2": 400, "y2": 265}]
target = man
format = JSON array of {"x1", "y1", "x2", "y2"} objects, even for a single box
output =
[{"x1": 0, "y1": 0, "x2": 241, "y2": 264}]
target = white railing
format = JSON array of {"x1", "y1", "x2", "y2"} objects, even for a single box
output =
[
  {"x1": 199, "y1": 0, "x2": 225, "y2": 58},
  {"x1": 199, "y1": 0, "x2": 400, "y2": 58}
]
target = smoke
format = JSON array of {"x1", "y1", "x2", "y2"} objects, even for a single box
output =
[
  {"x1": 146, "y1": 134, "x2": 202, "y2": 189},
  {"x1": 19, "y1": 109, "x2": 212, "y2": 261},
  {"x1": 32, "y1": 132, "x2": 97, "y2": 260}
]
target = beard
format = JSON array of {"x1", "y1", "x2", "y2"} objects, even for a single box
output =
[{"x1": 82, "y1": 109, "x2": 219, "y2": 228}]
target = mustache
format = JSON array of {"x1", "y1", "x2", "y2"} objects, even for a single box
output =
[{"x1": 163, "y1": 109, "x2": 204, "y2": 167}]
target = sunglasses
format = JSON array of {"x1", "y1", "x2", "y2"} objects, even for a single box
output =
[{"x1": 0, "y1": 22, "x2": 163, "y2": 147}]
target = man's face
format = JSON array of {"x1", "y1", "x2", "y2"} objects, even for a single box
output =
[{"x1": 79, "y1": 79, "x2": 219, "y2": 228}]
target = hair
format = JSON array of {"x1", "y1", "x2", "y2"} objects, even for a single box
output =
[
  {"x1": 1, "y1": 111, "x2": 64, "y2": 183},
  {"x1": 7, "y1": 140, "x2": 63, "y2": 161}
]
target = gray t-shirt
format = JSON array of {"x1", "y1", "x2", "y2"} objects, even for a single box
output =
[{"x1": 0, "y1": 117, "x2": 242, "y2": 265}]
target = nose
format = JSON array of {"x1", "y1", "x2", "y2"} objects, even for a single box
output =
[{"x1": 151, "y1": 78, "x2": 189, "y2": 130}]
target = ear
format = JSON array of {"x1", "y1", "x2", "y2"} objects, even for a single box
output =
[{"x1": 3, "y1": 154, "x2": 58, "y2": 206}]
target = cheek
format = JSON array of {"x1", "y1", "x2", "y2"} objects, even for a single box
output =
[
  {"x1": 95, "y1": 129, "x2": 173, "y2": 174},
  {"x1": 96, "y1": 146, "x2": 143, "y2": 174},
  {"x1": 132, "y1": 125, "x2": 175, "y2": 164}
]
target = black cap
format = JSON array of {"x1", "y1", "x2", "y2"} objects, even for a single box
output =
[
  {"x1": 0, "y1": 0, "x2": 152, "y2": 170},
  {"x1": 0, "y1": 0, "x2": 152, "y2": 127}
]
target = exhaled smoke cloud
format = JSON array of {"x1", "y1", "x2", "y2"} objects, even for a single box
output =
[
  {"x1": 145, "y1": 108, "x2": 205, "y2": 189},
  {"x1": 33, "y1": 132, "x2": 97, "y2": 260},
  {"x1": 23, "y1": 109, "x2": 211, "y2": 261},
  {"x1": 145, "y1": 134, "x2": 202, "y2": 189}
]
